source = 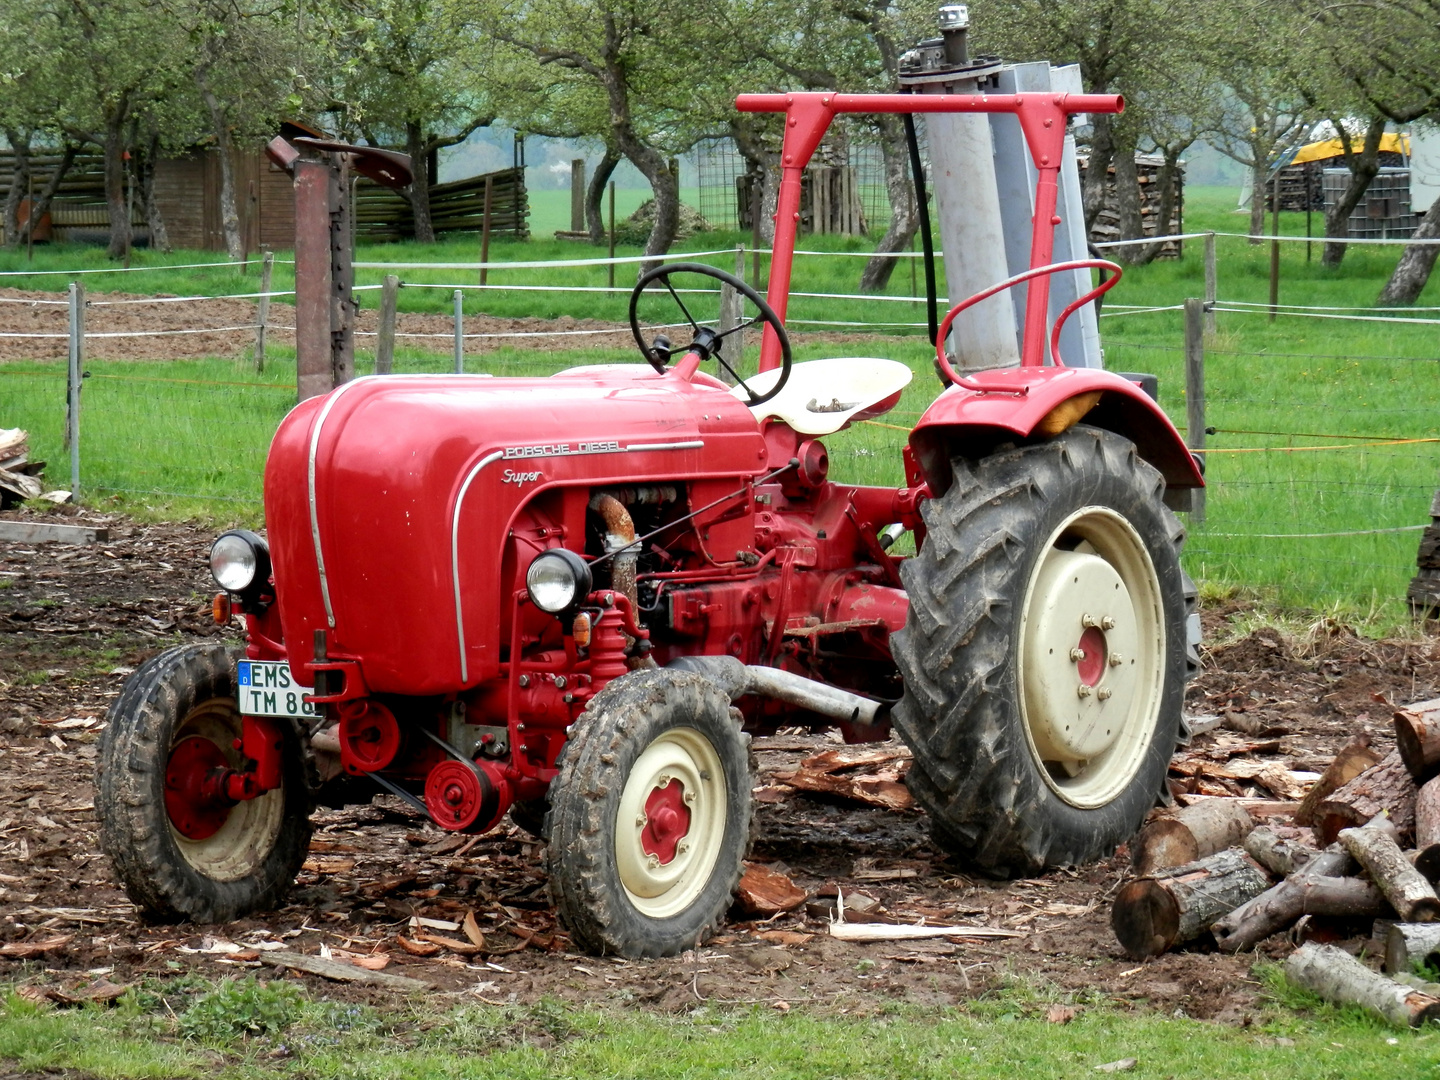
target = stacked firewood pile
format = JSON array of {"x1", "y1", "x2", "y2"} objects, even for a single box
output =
[{"x1": 1112, "y1": 698, "x2": 1440, "y2": 1028}]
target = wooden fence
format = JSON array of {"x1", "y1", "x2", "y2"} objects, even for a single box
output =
[{"x1": 354, "y1": 167, "x2": 528, "y2": 241}]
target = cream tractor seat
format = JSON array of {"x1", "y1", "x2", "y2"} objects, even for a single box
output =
[{"x1": 734, "y1": 358, "x2": 913, "y2": 436}]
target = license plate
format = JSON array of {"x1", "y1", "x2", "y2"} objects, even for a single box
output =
[{"x1": 236, "y1": 661, "x2": 320, "y2": 719}]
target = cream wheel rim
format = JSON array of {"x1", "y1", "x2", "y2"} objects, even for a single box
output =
[
  {"x1": 614, "y1": 727, "x2": 728, "y2": 919},
  {"x1": 169, "y1": 698, "x2": 285, "y2": 882},
  {"x1": 1017, "y1": 507, "x2": 1165, "y2": 808}
]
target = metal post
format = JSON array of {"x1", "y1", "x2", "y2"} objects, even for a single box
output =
[
  {"x1": 1184, "y1": 297, "x2": 1205, "y2": 526},
  {"x1": 607, "y1": 181, "x2": 616, "y2": 289},
  {"x1": 1269, "y1": 175, "x2": 1280, "y2": 323},
  {"x1": 570, "y1": 159, "x2": 586, "y2": 233},
  {"x1": 1203, "y1": 232, "x2": 1216, "y2": 337},
  {"x1": 479, "y1": 176, "x2": 493, "y2": 287},
  {"x1": 453, "y1": 289, "x2": 464, "y2": 374},
  {"x1": 67, "y1": 282, "x2": 84, "y2": 498},
  {"x1": 255, "y1": 250, "x2": 273, "y2": 372},
  {"x1": 376, "y1": 274, "x2": 398, "y2": 374}
]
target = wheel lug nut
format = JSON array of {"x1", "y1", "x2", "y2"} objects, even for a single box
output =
[
  {"x1": 636, "y1": 814, "x2": 647, "y2": 827},
  {"x1": 1081, "y1": 614, "x2": 1098, "y2": 628},
  {"x1": 1069, "y1": 648, "x2": 1085, "y2": 663},
  {"x1": 683, "y1": 791, "x2": 696, "y2": 804},
  {"x1": 678, "y1": 841, "x2": 690, "y2": 855},
  {"x1": 1077, "y1": 684, "x2": 1093, "y2": 698},
  {"x1": 1097, "y1": 687, "x2": 1113, "y2": 701},
  {"x1": 1101, "y1": 615, "x2": 1116, "y2": 630},
  {"x1": 1109, "y1": 653, "x2": 1123, "y2": 667},
  {"x1": 646, "y1": 854, "x2": 661, "y2": 869}
]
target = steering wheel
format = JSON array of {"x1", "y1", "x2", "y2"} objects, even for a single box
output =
[{"x1": 628, "y1": 261, "x2": 793, "y2": 406}]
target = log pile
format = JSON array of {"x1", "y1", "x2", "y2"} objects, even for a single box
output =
[
  {"x1": 1111, "y1": 696, "x2": 1440, "y2": 1025},
  {"x1": 0, "y1": 429, "x2": 51, "y2": 508},
  {"x1": 1076, "y1": 152, "x2": 1185, "y2": 257}
]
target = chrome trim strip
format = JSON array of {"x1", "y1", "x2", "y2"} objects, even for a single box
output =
[
  {"x1": 622, "y1": 439, "x2": 705, "y2": 452},
  {"x1": 307, "y1": 378, "x2": 369, "y2": 630},
  {"x1": 451, "y1": 450, "x2": 504, "y2": 683}
]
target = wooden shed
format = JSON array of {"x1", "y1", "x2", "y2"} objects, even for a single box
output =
[{"x1": 151, "y1": 146, "x2": 294, "y2": 253}]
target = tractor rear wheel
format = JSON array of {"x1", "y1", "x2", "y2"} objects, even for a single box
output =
[
  {"x1": 546, "y1": 670, "x2": 752, "y2": 957},
  {"x1": 891, "y1": 425, "x2": 1189, "y2": 875},
  {"x1": 96, "y1": 642, "x2": 312, "y2": 922}
]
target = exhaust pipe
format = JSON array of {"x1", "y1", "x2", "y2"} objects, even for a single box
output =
[{"x1": 668, "y1": 655, "x2": 888, "y2": 726}]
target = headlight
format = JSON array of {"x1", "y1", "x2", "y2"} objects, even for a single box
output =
[
  {"x1": 210, "y1": 530, "x2": 271, "y2": 594},
  {"x1": 525, "y1": 549, "x2": 592, "y2": 614}
]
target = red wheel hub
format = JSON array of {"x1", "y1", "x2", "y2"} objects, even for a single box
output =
[
  {"x1": 640, "y1": 779, "x2": 690, "y2": 865},
  {"x1": 340, "y1": 700, "x2": 401, "y2": 774},
  {"x1": 164, "y1": 736, "x2": 233, "y2": 840},
  {"x1": 1076, "y1": 625, "x2": 1107, "y2": 686}
]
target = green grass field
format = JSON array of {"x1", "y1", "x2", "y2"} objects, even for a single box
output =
[{"x1": 2, "y1": 185, "x2": 1439, "y2": 628}]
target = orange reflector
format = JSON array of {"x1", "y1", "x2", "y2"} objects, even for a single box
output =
[
  {"x1": 572, "y1": 611, "x2": 592, "y2": 648},
  {"x1": 212, "y1": 592, "x2": 232, "y2": 624}
]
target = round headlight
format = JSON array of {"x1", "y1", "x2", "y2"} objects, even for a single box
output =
[
  {"x1": 210, "y1": 530, "x2": 270, "y2": 594},
  {"x1": 525, "y1": 549, "x2": 592, "y2": 615}
]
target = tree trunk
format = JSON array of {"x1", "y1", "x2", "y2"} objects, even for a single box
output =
[
  {"x1": 20, "y1": 143, "x2": 78, "y2": 248},
  {"x1": 1339, "y1": 825, "x2": 1440, "y2": 921},
  {"x1": 403, "y1": 120, "x2": 435, "y2": 243},
  {"x1": 612, "y1": 125, "x2": 677, "y2": 263},
  {"x1": 1386, "y1": 922, "x2": 1440, "y2": 974},
  {"x1": 858, "y1": 114, "x2": 919, "y2": 293},
  {"x1": 1210, "y1": 844, "x2": 1354, "y2": 952},
  {"x1": 197, "y1": 76, "x2": 243, "y2": 260},
  {"x1": 1378, "y1": 195, "x2": 1440, "y2": 306},
  {"x1": 1131, "y1": 142, "x2": 1191, "y2": 266},
  {"x1": 2, "y1": 128, "x2": 31, "y2": 246},
  {"x1": 1131, "y1": 799, "x2": 1254, "y2": 875},
  {"x1": 1244, "y1": 826, "x2": 1320, "y2": 877},
  {"x1": 140, "y1": 132, "x2": 170, "y2": 254},
  {"x1": 1297, "y1": 735, "x2": 1381, "y2": 825},
  {"x1": 1316, "y1": 750, "x2": 1418, "y2": 846},
  {"x1": 1081, "y1": 114, "x2": 1114, "y2": 232},
  {"x1": 1320, "y1": 116, "x2": 1385, "y2": 269},
  {"x1": 1111, "y1": 132, "x2": 1144, "y2": 264},
  {"x1": 103, "y1": 99, "x2": 132, "y2": 260},
  {"x1": 1285, "y1": 942, "x2": 1440, "y2": 1027},
  {"x1": 729, "y1": 118, "x2": 778, "y2": 246},
  {"x1": 1248, "y1": 165, "x2": 1268, "y2": 243},
  {"x1": 1290, "y1": 876, "x2": 1390, "y2": 918},
  {"x1": 1395, "y1": 700, "x2": 1440, "y2": 784},
  {"x1": 1111, "y1": 847, "x2": 1272, "y2": 958},
  {"x1": 585, "y1": 145, "x2": 620, "y2": 244}
]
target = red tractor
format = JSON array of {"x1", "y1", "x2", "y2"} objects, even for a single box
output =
[{"x1": 96, "y1": 80, "x2": 1202, "y2": 957}]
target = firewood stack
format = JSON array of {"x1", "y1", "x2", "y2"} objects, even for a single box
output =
[
  {"x1": 0, "y1": 428, "x2": 46, "y2": 508},
  {"x1": 1112, "y1": 697, "x2": 1440, "y2": 1028}
]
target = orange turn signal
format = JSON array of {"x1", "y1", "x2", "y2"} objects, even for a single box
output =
[
  {"x1": 572, "y1": 611, "x2": 592, "y2": 648},
  {"x1": 212, "y1": 592, "x2": 232, "y2": 625}
]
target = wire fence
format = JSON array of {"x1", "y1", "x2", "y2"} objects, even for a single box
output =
[{"x1": 3, "y1": 230, "x2": 1438, "y2": 622}]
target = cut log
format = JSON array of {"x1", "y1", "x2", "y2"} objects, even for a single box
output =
[
  {"x1": 1339, "y1": 825, "x2": 1440, "y2": 922},
  {"x1": 1294, "y1": 876, "x2": 1390, "y2": 918},
  {"x1": 1131, "y1": 799, "x2": 1255, "y2": 875},
  {"x1": 1296, "y1": 736, "x2": 1382, "y2": 826},
  {"x1": 1315, "y1": 751, "x2": 1417, "y2": 846},
  {"x1": 1418, "y1": 776, "x2": 1440, "y2": 850},
  {"x1": 1244, "y1": 826, "x2": 1320, "y2": 877},
  {"x1": 1415, "y1": 846, "x2": 1440, "y2": 887},
  {"x1": 1284, "y1": 942, "x2": 1440, "y2": 1027},
  {"x1": 1211, "y1": 845, "x2": 1355, "y2": 952},
  {"x1": 1395, "y1": 700, "x2": 1440, "y2": 783},
  {"x1": 1385, "y1": 922, "x2": 1440, "y2": 974},
  {"x1": 1111, "y1": 847, "x2": 1272, "y2": 958}
]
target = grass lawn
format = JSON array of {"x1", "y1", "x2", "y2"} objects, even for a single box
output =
[
  {"x1": 2, "y1": 185, "x2": 1439, "y2": 628},
  {"x1": 1, "y1": 969, "x2": 1436, "y2": 1080}
]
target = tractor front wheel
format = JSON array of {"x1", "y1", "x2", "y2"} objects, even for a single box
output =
[
  {"x1": 892, "y1": 425, "x2": 1188, "y2": 876},
  {"x1": 96, "y1": 642, "x2": 313, "y2": 922},
  {"x1": 546, "y1": 670, "x2": 752, "y2": 957}
]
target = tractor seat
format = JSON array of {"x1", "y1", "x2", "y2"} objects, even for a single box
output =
[{"x1": 734, "y1": 358, "x2": 913, "y2": 436}]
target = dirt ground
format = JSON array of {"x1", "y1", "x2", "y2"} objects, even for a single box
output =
[{"x1": 1, "y1": 506, "x2": 1434, "y2": 1020}]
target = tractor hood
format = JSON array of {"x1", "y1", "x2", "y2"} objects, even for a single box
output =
[{"x1": 263, "y1": 369, "x2": 767, "y2": 694}]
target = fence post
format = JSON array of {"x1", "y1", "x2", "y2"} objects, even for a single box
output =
[
  {"x1": 570, "y1": 159, "x2": 586, "y2": 233},
  {"x1": 376, "y1": 274, "x2": 399, "y2": 374},
  {"x1": 717, "y1": 244, "x2": 745, "y2": 378},
  {"x1": 1269, "y1": 175, "x2": 1281, "y2": 322},
  {"x1": 453, "y1": 290, "x2": 464, "y2": 374},
  {"x1": 479, "y1": 176, "x2": 493, "y2": 287},
  {"x1": 1184, "y1": 296, "x2": 1206, "y2": 526},
  {"x1": 254, "y1": 250, "x2": 273, "y2": 372},
  {"x1": 751, "y1": 178, "x2": 764, "y2": 290},
  {"x1": 66, "y1": 282, "x2": 84, "y2": 499},
  {"x1": 608, "y1": 181, "x2": 616, "y2": 290},
  {"x1": 1203, "y1": 232, "x2": 1216, "y2": 338}
]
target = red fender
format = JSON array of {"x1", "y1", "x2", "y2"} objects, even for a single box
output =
[{"x1": 908, "y1": 366, "x2": 1204, "y2": 497}]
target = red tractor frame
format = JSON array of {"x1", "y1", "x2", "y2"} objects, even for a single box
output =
[{"x1": 97, "y1": 86, "x2": 1202, "y2": 957}]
